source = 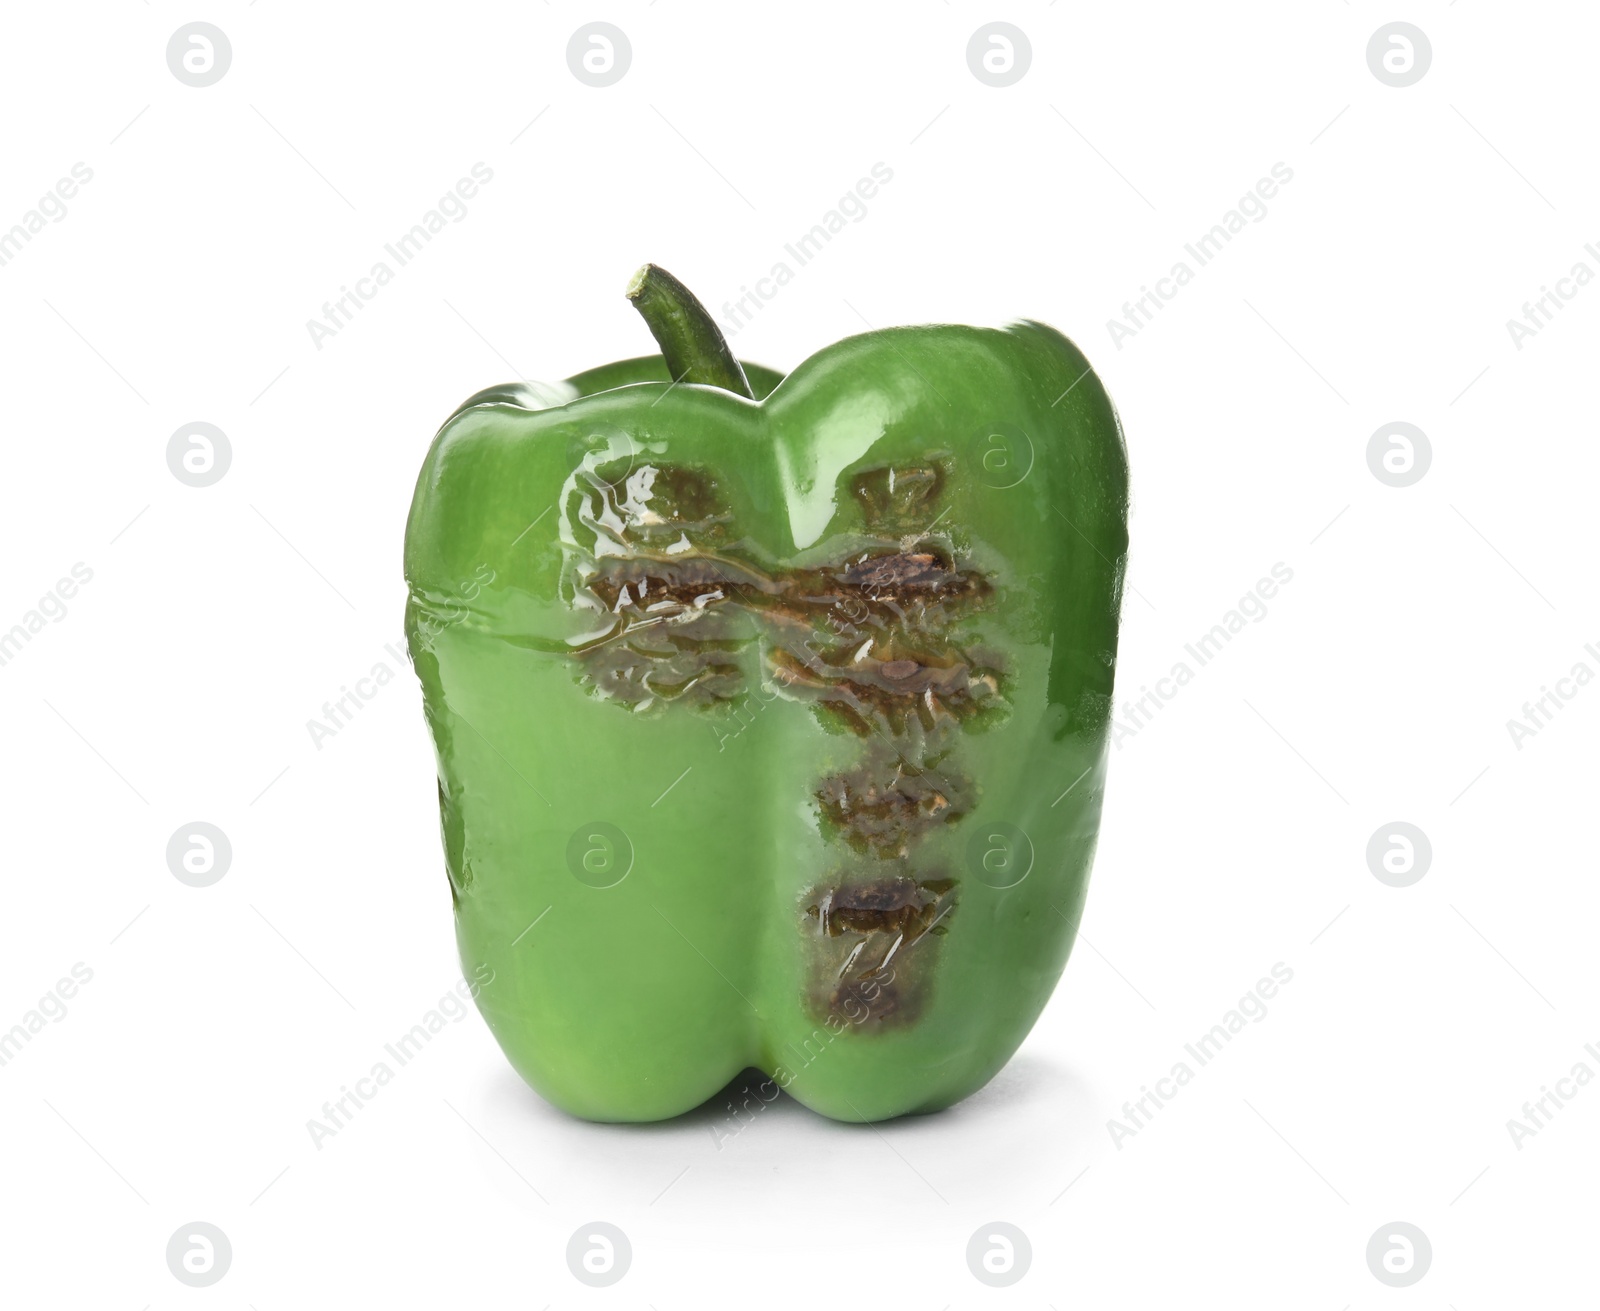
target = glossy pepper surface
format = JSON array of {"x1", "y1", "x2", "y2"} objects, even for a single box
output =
[{"x1": 404, "y1": 266, "x2": 1129, "y2": 1122}]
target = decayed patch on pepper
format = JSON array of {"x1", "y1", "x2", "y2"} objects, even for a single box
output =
[
  {"x1": 801, "y1": 876, "x2": 956, "y2": 1026},
  {"x1": 815, "y1": 742, "x2": 971, "y2": 858},
  {"x1": 570, "y1": 478, "x2": 1007, "y2": 736},
  {"x1": 567, "y1": 450, "x2": 1001, "y2": 1027}
]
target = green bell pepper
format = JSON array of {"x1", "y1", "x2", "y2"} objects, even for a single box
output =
[{"x1": 404, "y1": 266, "x2": 1129, "y2": 1123}]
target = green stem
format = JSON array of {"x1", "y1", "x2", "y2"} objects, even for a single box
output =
[{"x1": 625, "y1": 264, "x2": 754, "y2": 399}]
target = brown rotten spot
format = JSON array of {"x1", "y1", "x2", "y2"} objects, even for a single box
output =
[
  {"x1": 575, "y1": 540, "x2": 1004, "y2": 731},
  {"x1": 808, "y1": 875, "x2": 956, "y2": 937},
  {"x1": 767, "y1": 635, "x2": 1004, "y2": 738},
  {"x1": 802, "y1": 875, "x2": 956, "y2": 1027},
  {"x1": 815, "y1": 746, "x2": 971, "y2": 859},
  {"x1": 574, "y1": 601, "x2": 753, "y2": 710}
]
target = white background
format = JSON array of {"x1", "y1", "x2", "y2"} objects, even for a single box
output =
[{"x1": 2, "y1": 2, "x2": 1595, "y2": 1305}]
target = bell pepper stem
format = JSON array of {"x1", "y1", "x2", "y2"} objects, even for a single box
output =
[{"x1": 626, "y1": 264, "x2": 755, "y2": 400}]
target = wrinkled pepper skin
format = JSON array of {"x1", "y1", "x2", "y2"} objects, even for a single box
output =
[{"x1": 404, "y1": 296, "x2": 1128, "y2": 1123}]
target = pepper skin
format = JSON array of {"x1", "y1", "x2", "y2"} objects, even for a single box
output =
[{"x1": 404, "y1": 267, "x2": 1129, "y2": 1123}]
